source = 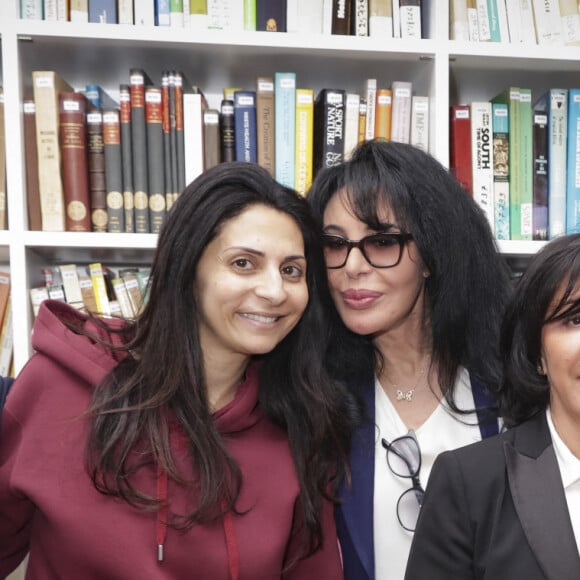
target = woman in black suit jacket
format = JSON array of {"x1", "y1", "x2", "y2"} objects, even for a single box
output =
[{"x1": 405, "y1": 233, "x2": 580, "y2": 580}]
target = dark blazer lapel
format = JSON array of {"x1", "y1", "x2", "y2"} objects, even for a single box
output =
[
  {"x1": 505, "y1": 413, "x2": 580, "y2": 580},
  {"x1": 340, "y1": 376, "x2": 376, "y2": 579}
]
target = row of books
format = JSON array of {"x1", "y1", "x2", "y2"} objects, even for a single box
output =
[
  {"x1": 26, "y1": 68, "x2": 427, "y2": 231},
  {"x1": 28, "y1": 69, "x2": 192, "y2": 233},
  {"x1": 450, "y1": 87, "x2": 580, "y2": 242},
  {"x1": 20, "y1": 0, "x2": 423, "y2": 38},
  {"x1": 450, "y1": 0, "x2": 580, "y2": 45},
  {"x1": 0, "y1": 272, "x2": 13, "y2": 377},
  {"x1": 30, "y1": 263, "x2": 152, "y2": 319},
  {"x1": 200, "y1": 76, "x2": 427, "y2": 195}
]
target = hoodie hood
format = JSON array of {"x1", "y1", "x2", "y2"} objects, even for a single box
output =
[{"x1": 32, "y1": 299, "x2": 125, "y2": 387}]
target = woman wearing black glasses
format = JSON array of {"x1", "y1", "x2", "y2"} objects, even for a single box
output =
[
  {"x1": 406, "y1": 234, "x2": 580, "y2": 580},
  {"x1": 308, "y1": 139, "x2": 513, "y2": 580}
]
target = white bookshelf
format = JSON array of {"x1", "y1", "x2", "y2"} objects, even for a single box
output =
[{"x1": 0, "y1": 1, "x2": 563, "y2": 372}]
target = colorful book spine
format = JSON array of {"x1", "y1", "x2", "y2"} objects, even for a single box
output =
[
  {"x1": 59, "y1": 92, "x2": 91, "y2": 232},
  {"x1": 532, "y1": 107, "x2": 548, "y2": 240},
  {"x1": 119, "y1": 85, "x2": 135, "y2": 233},
  {"x1": 374, "y1": 88, "x2": 392, "y2": 140},
  {"x1": 234, "y1": 91, "x2": 258, "y2": 163},
  {"x1": 256, "y1": 77, "x2": 275, "y2": 176},
  {"x1": 294, "y1": 88, "x2": 314, "y2": 196},
  {"x1": 174, "y1": 72, "x2": 186, "y2": 194},
  {"x1": 161, "y1": 74, "x2": 174, "y2": 209},
  {"x1": 492, "y1": 103, "x2": 510, "y2": 240},
  {"x1": 470, "y1": 101, "x2": 494, "y2": 231},
  {"x1": 331, "y1": 0, "x2": 352, "y2": 34},
  {"x1": 450, "y1": 104, "x2": 472, "y2": 195},
  {"x1": 203, "y1": 109, "x2": 221, "y2": 170},
  {"x1": 86, "y1": 108, "x2": 108, "y2": 232},
  {"x1": 537, "y1": 89, "x2": 567, "y2": 238},
  {"x1": 274, "y1": 72, "x2": 296, "y2": 189},
  {"x1": 103, "y1": 109, "x2": 125, "y2": 233},
  {"x1": 566, "y1": 88, "x2": 580, "y2": 234},
  {"x1": 167, "y1": 72, "x2": 179, "y2": 207},
  {"x1": 89, "y1": 0, "x2": 117, "y2": 22},
  {"x1": 155, "y1": 0, "x2": 171, "y2": 25},
  {"x1": 519, "y1": 88, "x2": 533, "y2": 240},
  {"x1": 313, "y1": 88, "x2": 346, "y2": 175},
  {"x1": 244, "y1": 0, "x2": 257, "y2": 30},
  {"x1": 485, "y1": 0, "x2": 501, "y2": 41},
  {"x1": 169, "y1": 0, "x2": 184, "y2": 26},
  {"x1": 256, "y1": 0, "x2": 287, "y2": 31},
  {"x1": 492, "y1": 88, "x2": 522, "y2": 239},
  {"x1": 89, "y1": 262, "x2": 111, "y2": 316},
  {"x1": 145, "y1": 87, "x2": 166, "y2": 234},
  {"x1": 130, "y1": 68, "x2": 151, "y2": 233},
  {"x1": 219, "y1": 99, "x2": 235, "y2": 163}
]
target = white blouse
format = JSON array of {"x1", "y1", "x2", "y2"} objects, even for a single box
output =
[{"x1": 373, "y1": 367, "x2": 484, "y2": 580}]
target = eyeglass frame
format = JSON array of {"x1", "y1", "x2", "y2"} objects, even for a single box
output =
[
  {"x1": 321, "y1": 232, "x2": 414, "y2": 269},
  {"x1": 381, "y1": 433, "x2": 425, "y2": 532}
]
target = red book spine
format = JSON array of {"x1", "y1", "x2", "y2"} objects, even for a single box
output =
[
  {"x1": 450, "y1": 105, "x2": 473, "y2": 195},
  {"x1": 59, "y1": 92, "x2": 91, "y2": 231}
]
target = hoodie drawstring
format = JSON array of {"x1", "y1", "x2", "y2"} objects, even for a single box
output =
[
  {"x1": 156, "y1": 466, "x2": 168, "y2": 562},
  {"x1": 222, "y1": 499, "x2": 240, "y2": 580},
  {"x1": 156, "y1": 469, "x2": 240, "y2": 580}
]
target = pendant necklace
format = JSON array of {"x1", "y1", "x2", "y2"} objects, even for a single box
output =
[{"x1": 384, "y1": 363, "x2": 428, "y2": 403}]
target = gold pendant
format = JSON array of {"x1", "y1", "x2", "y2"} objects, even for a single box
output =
[{"x1": 396, "y1": 388, "x2": 414, "y2": 402}]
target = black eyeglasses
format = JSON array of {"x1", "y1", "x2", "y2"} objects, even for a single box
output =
[
  {"x1": 321, "y1": 232, "x2": 413, "y2": 269},
  {"x1": 381, "y1": 431, "x2": 425, "y2": 532}
]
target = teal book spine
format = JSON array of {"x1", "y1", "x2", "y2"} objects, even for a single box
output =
[
  {"x1": 274, "y1": 72, "x2": 296, "y2": 189},
  {"x1": 492, "y1": 103, "x2": 510, "y2": 240},
  {"x1": 566, "y1": 88, "x2": 580, "y2": 234}
]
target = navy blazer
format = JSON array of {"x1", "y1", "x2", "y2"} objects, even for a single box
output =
[
  {"x1": 405, "y1": 411, "x2": 580, "y2": 580},
  {"x1": 336, "y1": 372, "x2": 499, "y2": 580}
]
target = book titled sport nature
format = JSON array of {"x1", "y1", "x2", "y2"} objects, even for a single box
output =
[{"x1": 313, "y1": 88, "x2": 346, "y2": 176}]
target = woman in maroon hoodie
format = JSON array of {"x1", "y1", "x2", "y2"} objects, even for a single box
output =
[{"x1": 0, "y1": 162, "x2": 354, "y2": 579}]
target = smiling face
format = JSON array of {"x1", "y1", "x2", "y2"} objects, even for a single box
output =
[
  {"x1": 322, "y1": 188, "x2": 428, "y2": 339},
  {"x1": 194, "y1": 204, "x2": 309, "y2": 366},
  {"x1": 541, "y1": 282, "x2": 580, "y2": 437}
]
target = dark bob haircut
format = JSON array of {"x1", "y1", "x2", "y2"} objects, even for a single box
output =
[
  {"x1": 499, "y1": 233, "x2": 580, "y2": 427},
  {"x1": 308, "y1": 139, "x2": 512, "y2": 404}
]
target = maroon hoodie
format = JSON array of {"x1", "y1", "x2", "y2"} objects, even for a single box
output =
[{"x1": 0, "y1": 300, "x2": 343, "y2": 579}]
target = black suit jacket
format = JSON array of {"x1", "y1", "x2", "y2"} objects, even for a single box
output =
[{"x1": 405, "y1": 412, "x2": 580, "y2": 580}]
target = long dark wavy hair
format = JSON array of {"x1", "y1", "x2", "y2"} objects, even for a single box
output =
[
  {"x1": 499, "y1": 233, "x2": 580, "y2": 427},
  {"x1": 84, "y1": 162, "x2": 354, "y2": 555},
  {"x1": 308, "y1": 139, "x2": 513, "y2": 408}
]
